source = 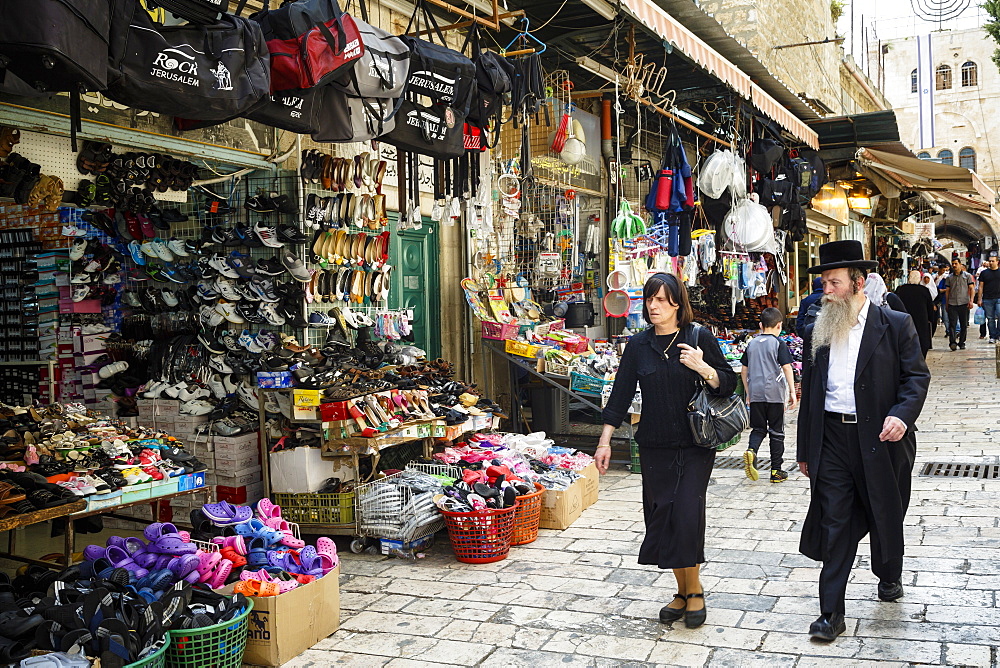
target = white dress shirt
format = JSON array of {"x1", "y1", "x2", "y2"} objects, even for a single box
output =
[{"x1": 825, "y1": 298, "x2": 871, "y2": 414}]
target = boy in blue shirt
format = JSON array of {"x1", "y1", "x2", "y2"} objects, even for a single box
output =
[{"x1": 740, "y1": 308, "x2": 797, "y2": 482}]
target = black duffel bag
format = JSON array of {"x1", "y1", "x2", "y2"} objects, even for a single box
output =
[
  {"x1": 400, "y1": 1, "x2": 475, "y2": 115},
  {"x1": 175, "y1": 88, "x2": 321, "y2": 134},
  {"x1": 311, "y1": 86, "x2": 397, "y2": 143},
  {"x1": 0, "y1": 0, "x2": 111, "y2": 92},
  {"x1": 381, "y1": 98, "x2": 465, "y2": 159},
  {"x1": 107, "y1": 0, "x2": 270, "y2": 121}
]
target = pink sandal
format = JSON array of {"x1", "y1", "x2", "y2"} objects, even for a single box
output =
[{"x1": 255, "y1": 498, "x2": 282, "y2": 521}]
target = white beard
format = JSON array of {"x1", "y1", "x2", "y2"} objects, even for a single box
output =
[{"x1": 811, "y1": 293, "x2": 862, "y2": 362}]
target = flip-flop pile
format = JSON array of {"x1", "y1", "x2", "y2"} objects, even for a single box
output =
[
  {"x1": 0, "y1": 562, "x2": 249, "y2": 667},
  {"x1": 196, "y1": 499, "x2": 338, "y2": 596}
]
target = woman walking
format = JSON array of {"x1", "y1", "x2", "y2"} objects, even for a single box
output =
[
  {"x1": 595, "y1": 272, "x2": 737, "y2": 629},
  {"x1": 895, "y1": 270, "x2": 934, "y2": 357}
]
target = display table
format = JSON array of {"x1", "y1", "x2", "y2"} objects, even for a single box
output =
[{"x1": 0, "y1": 499, "x2": 88, "y2": 569}]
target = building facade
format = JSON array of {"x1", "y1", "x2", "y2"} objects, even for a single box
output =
[{"x1": 878, "y1": 28, "x2": 999, "y2": 191}]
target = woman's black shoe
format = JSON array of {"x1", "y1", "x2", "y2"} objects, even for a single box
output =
[
  {"x1": 658, "y1": 593, "x2": 686, "y2": 623},
  {"x1": 684, "y1": 592, "x2": 706, "y2": 628}
]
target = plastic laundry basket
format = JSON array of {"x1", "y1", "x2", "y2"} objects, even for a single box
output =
[
  {"x1": 510, "y1": 483, "x2": 545, "y2": 546},
  {"x1": 165, "y1": 600, "x2": 253, "y2": 668},
  {"x1": 125, "y1": 641, "x2": 168, "y2": 668},
  {"x1": 441, "y1": 503, "x2": 519, "y2": 564}
]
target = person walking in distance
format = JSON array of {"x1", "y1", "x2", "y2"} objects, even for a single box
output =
[
  {"x1": 936, "y1": 265, "x2": 951, "y2": 336},
  {"x1": 944, "y1": 259, "x2": 975, "y2": 350},
  {"x1": 797, "y1": 241, "x2": 930, "y2": 642},
  {"x1": 894, "y1": 270, "x2": 935, "y2": 357},
  {"x1": 976, "y1": 254, "x2": 1000, "y2": 343},
  {"x1": 596, "y1": 272, "x2": 738, "y2": 630},
  {"x1": 740, "y1": 307, "x2": 797, "y2": 483}
]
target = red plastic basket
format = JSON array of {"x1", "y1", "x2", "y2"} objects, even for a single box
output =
[
  {"x1": 440, "y1": 503, "x2": 519, "y2": 563},
  {"x1": 481, "y1": 321, "x2": 519, "y2": 340},
  {"x1": 511, "y1": 483, "x2": 544, "y2": 546}
]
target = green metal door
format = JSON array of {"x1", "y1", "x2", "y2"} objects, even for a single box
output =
[{"x1": 388, "y1": 217, "x2": 440, "y2": 358}]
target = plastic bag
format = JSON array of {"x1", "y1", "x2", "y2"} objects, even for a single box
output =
[{"x1": 974, "y1": 306, "x2": 986, "y2": 325}]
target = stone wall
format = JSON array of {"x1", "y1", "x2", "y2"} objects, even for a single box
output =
[{"x1": 698, "y1": 0, "x2": 842, "y2": 113}]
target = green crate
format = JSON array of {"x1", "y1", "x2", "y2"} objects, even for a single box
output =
[
  {"x1": 125, "y1": 642, "x2": 168, "y2": 668},
  {"x1": 272, "y1": 491, "x2": 355, "y2": 525},
  {"x1": 570, "y1": 371, "x2": 613, "y2": 396},
  {"x1": 166, "y1": 600, "x2": 252, "y2": 668},
  {"x1": 629, "y1": 439, "x2": 641, "y2": 474}
]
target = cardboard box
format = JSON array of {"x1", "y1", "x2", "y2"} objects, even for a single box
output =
[
  {"x1": 213, "y1": 449, "x2": 259, "y2": 472},
  {"x1": 213, "y1": 432, "x2": 259, "y2": 457},
  {"x1": 210, "y1": 465, "x2": 263, "y2": 488},
  {"x1": 234, "y1": 566, "x2": 340, "y2": 667},
  {"x1": 257, "y1": 371, "x2": 293, "y2": 388},
  {"x1": 579, "y1": 462, "x2": 599, "y2": 508},
  {"x1": 538, "y1": 478, "x2": 584, "y2": 530}
]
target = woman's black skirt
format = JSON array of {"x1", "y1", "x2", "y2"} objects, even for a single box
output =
[{"x1": 637, "y1": 444, "x2": 715, "y2": 569}]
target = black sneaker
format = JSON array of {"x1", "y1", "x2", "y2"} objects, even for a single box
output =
[
  {"x1": 770, "y1": 469, "x2": 788, "y2": 483},
  {"x1": 743, "y1": 450, "x2": 759, "y2": 481},
  {"x1": 256, "y1": 256, "x2": 286, "y2": 277},
  {"x1": 277, "y1": 224, "x2": 308, "y2": 244}
]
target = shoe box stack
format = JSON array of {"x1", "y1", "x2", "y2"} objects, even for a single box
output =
[
  {"x1": 208, "y1": 431, "x2": 265, "y2": 506},
  {"x1": 0, "y1": 228, "x2": 44, "y2": 363}
]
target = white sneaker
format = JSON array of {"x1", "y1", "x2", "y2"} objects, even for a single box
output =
[
  {"x1": 209, "y1": 254, "x2": 241, "y2": 278},
  {"x1": 167, "y1": 238, "x2": 190, "y2": 257},
  {"x1": 209, "y1": 355, "x2": 234, "y2": 374},
  {"x1": 263, "y1": 393, "x2": 281, "y2": 414},
  {"x1": 62, "y1": 225, "x2": 88, "y2": 237},
  {"x1": 236, "y1": 382, "x2": 260, "y2": 409},
  {"x1": 216, "y1": 302, "x2": 246, "y2": 324},
  {"x1": 275, "y1": 391, "x2": 292, "y2": 419},
  {"x1": 71, "y1": 274, "x2": 94, "y2": 284},
  {"x1": 258, "y1": 303, "x2": 286, "y2": 326},
  {"x1": 215, "y1": 278, "x2": 243, "y2": 301},
  {"x1": 71, "y1": 285, "x2": 92, "y2": 302},
  {"x1": 139, "y1": 241, "x2": 159, "y2": 258},
  {"x1": 208, "y1": 373, "x2": 230, "y2": 400},
  {"x1": 179, "y1": 399, "x2": 215, "y2": 416},
  {"x1": 200, "y1": 305, "x2": 225, "y2": 328},
  {"x1": 142, "y1": 380, "x2": 168, "y2": 398},
  {"x1": 239, "y1": 329, "x2": 264, "y2": 353},
  {"x1": 149, "y1": 238, "x2": 174, "y2": 262},
  {"x1": 254, "y1": 221, "x2": 284, "y2": 248},
  {"x1": 223, "y1": 374, "x2": 238, "y2": 395},
  {"x1": 81, "y1": 324, "x2": 112, "y2": 335},
  {"x1": 163, "y1": 381, "x2": 187, "y2": 399},
  {"x1": 69, "y1": 238, "x2": 88, "y2": 261},
  {"x1": 160, "y1": 290, "x2": 179, "y2": 307},
  {"x1": 98, "y1": 361, "x2": 129, "y2": 379}
]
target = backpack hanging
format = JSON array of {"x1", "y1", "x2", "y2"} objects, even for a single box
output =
[
  {"x1": 399, "y1": 0, "x2": 475, "y2": 114},
  {"x1": 462, "y1": 22, "x2": 513, "y2": 148},
  {"x1": 107, "y1": 1, "x2": 270, "y2": 120},
  {"x1": 330, "y1": 0, "x2": 409, "y2": 100},
  {"x1": 380, "y1": 97, "x2": 465, "y2": 159},
  {"x1": 147, "y1": 0, "x2": 227, "y2": 24},
  {"x1": 242, "y1": 0, "x2": 364, "y2": 92}
]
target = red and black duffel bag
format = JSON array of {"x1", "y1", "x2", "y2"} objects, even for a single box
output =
[{"x1": 239, "y1": 0, "x2": 364, "y2": 93}]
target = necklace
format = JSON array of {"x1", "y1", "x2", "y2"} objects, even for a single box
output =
[{"x1": 659, "y1": 328, "x2": 681, "y2": 359}]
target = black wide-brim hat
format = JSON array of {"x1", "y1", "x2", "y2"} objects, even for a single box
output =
[{"x1": 808, "y1": 240, "x2": 878, "y2": 274}]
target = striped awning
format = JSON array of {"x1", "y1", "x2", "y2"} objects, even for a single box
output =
[{"x1": 619, "y1": 0, "x2": 820, "y2": 148}]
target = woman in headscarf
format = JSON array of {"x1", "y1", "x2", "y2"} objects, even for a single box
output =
[
  {"x1": 921, "y1": 272, "x2": 940, "y2": 339},
  {"x1": 864, "y1": 272, "x2": 907, "y2": 313},
  {"x1": 895, "y1": 270, "x2": 934, "y2": 357}
]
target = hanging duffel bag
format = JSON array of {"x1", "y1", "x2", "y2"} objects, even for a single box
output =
[
  {"x1": 107, "y1": 1, "x2": 270, "y2": 120},
  {"x1": 311, "y1": 86, "x2": 396, "y2": 143},
  {"x1": 400, "y1": 1, "x2": 475, "y2": 115},
  {"x1": 330, "y1": 0, "x2": 409, "y2": 100},
  {"x1": 381, "y1": 98, "x2": 466, "y2": 159},
  {"x1": 175, "y1": 88, "x2": 321, "y2": 134},
  {"x1": 242, "y1": 0, "x2": 364, "y2": 93},
  {"x1": 0, "y1": 0, "x2": 111, "y2": 93}
]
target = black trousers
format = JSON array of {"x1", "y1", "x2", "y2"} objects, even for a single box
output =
[
  {"x1": 748, "y1": 402, "x2": 784, "y2": 470},
  {"x1": 815, "y1": 415, "x2": 903, "y2": 615},
  {"x1": 947, "y1": 304, "x2": 970, "y2": 345}
]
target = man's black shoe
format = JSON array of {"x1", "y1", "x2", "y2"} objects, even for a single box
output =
[
  {"x1": 809, "y1": 613, "x2": 846, "y2": 641},
  {"x1": 877, "y1": 580, "x2": 904, "y2": 602},
  {"x1": 959, "y1": 343, "x2": 966, "y2": 349},
  {"x1": 950, "y1": 342, "x2": 958, "y2": 351}
]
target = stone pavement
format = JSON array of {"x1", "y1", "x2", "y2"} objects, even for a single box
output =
[{"x1": 284, "y1": 335, "x2": 1000, "y2": 667}]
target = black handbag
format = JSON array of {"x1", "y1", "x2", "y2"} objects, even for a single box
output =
[
  {"x1": 400, "y1": 0, "x2": 475, "y2": 114},
  {"x1": 381, "y1": 97, "x2": 465, "y2": 159},
  {"x1": 685, "y1": 324, "x2": 749, "y2": 449},
  {"x1": 107, "y1": 1, "x2": 270, "y2": 120},
  {"x1": 175, "y1": 88, "x2": 321, "y2": 134}
]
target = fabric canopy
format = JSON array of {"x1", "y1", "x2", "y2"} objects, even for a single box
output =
[{"x1": 857, "y1": 148, "x2": 984, "y2": 194}]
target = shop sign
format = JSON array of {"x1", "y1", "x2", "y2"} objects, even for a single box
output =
[{"x1": 914, "y1": 221, "x2": 935, "y2": 240}]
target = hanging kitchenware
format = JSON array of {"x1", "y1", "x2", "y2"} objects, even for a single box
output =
[{"x1": 603, "y1": 289, "x2": 631, "y2": 318}]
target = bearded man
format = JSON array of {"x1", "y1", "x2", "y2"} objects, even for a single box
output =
[{"x1": 797, "y1": 240, "x2": 930, "y2": 641}]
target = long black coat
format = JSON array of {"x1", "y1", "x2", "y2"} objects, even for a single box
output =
[
  {"x1": 894, "y1": 284, "x2": 934, "y2": 356},
  {"x1": 797, "y1": 303, "x2": 931, "y2": 563}
]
